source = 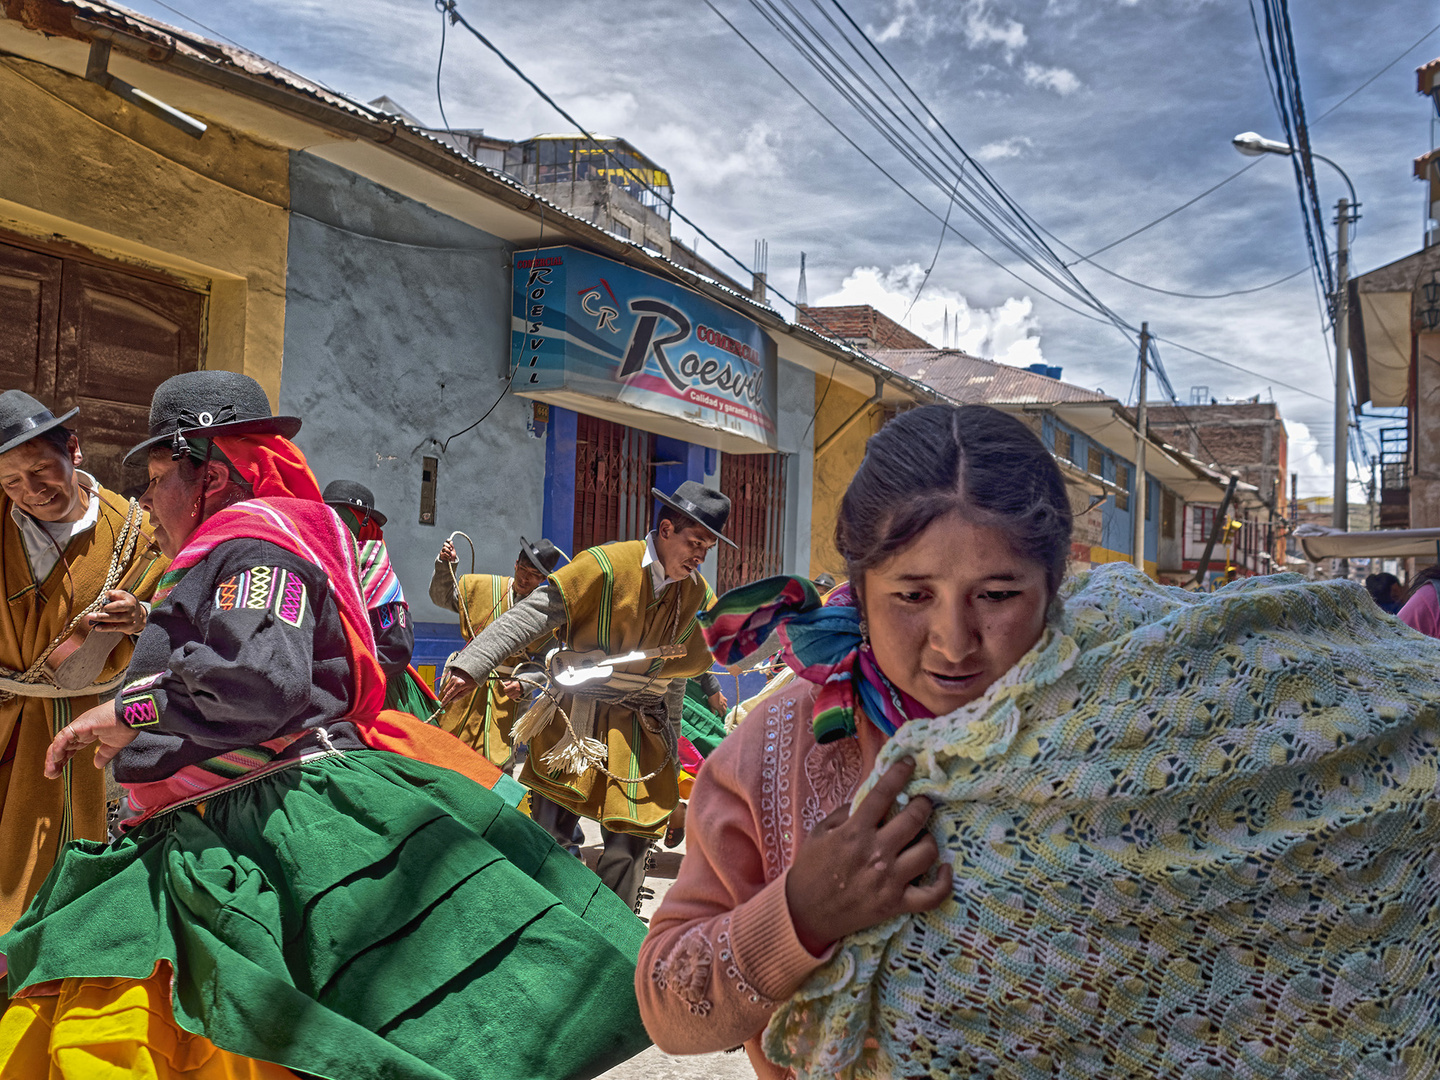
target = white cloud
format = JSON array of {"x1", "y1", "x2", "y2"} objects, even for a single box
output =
[
  {"x1": 817, "y1": 264, "x2": 1045, "y2": 369},
  {"x1": 1023, "y1": 63, "x2": 1081, "y2": 95},
  {"x1": 976, "y1": 136, "x2": 1033, "y2": 162},
  {"x1": 964, "y1": 3, "x2": 1027, "y2": 53},
  {"x1": 646, "y1": 121, "x2": 780, "y2": 191},
  {"x1": 1284, "y1": 419, "x2": 1332, "y2": 499}
]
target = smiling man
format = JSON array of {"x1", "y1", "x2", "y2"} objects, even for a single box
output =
[
  {"x1": 439, "y1": 481, "x2": 731, "y2": 910},
  {"x1": 0, "y1": 390, "x2": 164, "y2": 932}
]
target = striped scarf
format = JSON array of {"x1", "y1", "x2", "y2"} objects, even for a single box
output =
[
  {"x1": 357, "y1": 540, "x2": 404, "y2": 610},
  {"x1": 700, "y1": 575, "x2": 931, "y2": 743}
]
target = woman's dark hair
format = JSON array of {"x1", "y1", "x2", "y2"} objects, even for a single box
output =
[
  {"x1": 1366, "y1": 572, "x2": 1400, "y2": 605},
  {"x1": 836, "y1": 404, "x2": 1073, "y2": 597}
]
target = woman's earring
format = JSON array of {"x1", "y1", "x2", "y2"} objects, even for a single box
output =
[
  {"x1": 190, "y1": 495, "x2": 202, "y2": 519},
  {"x1": 859, "y1": 616, "x2": 870, "y2": 646}
]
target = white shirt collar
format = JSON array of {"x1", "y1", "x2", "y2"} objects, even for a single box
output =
[
  {"x1": 10, "y1": 471, "x2": 102, "y2": 583},
  {"x1": 642, "y1": 531, "x2": 687, "y2": 593}
]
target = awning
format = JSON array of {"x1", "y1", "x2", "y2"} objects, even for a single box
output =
[
  {"x1": 1295, "y1": 525, "x2": 1440, "y2": 561},
  {"x1": 1354, "y1": 290, "x2": 1411, "y2": 407}
]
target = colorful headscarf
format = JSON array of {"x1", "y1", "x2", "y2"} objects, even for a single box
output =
[
  {"x1": 701, "y1": 575, "x2": 932, "y2": 742},
  {"x1": 212, "y1": 434, "x2": 324, "y2": 502}
]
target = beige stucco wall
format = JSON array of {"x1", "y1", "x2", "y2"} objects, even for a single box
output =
[
  {"x1": 1412, "y1": 332, "x2": 1440, "y2": 529},
  {"x1": 808, "y1": 376, "x2": 885, "y2": 579},
  {"x1": 0, "y1": 56, "x2": 289, "y2": 401}
]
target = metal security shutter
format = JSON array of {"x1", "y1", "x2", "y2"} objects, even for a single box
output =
[
  {"x1": 717, "y1": 452, "x2": 786, "y2": 594},
  {"x1": 572, "y1": 413, "x2": 656, "y2": 551}
]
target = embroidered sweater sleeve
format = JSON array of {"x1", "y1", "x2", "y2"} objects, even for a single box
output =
[
  {"x1": 116, "y1": 540, "x2": 334, "y2": 747},
  {"x1": 636, "y1": 706, "x2": 834, "y2": 1057},
  {"x1": 370, "y1": 601, "x2": 414, "y2": 677},
  {"x1": 447, "y1": 583, "x2": 566, "y2": 683}
]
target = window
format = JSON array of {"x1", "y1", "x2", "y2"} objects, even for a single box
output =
[
  {"x1": 1114, "y1": 464, "x2": 1130, "y2": 512},
  {"x1": 1162, "y1": 489, "x2": 1177, "y2": 539},
  {"x1": 1053, "y1": 428, "x2": 1073, "y2": 463},
  {"x1": 1192, "y1": 506, "x2": 1217, "y2": 544},
  {"x1": 1088, "y1": 446, "x2": 1104, "y2": 478}
]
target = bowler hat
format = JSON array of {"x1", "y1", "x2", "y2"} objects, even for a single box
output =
[
  {"x1": 0, "y1": 391, "x2": 78, "y2": 457},
  {"x1": 323, "y1": 479, "x2": 387, "y2": 527},
  {"x1": 125, "y1": 371, "x2": 301, "y2": 462},
  {"x1": 518, "y1": 535, "x2": 565, "y2": 575},
  {"x1": 651, "y1": 481, "x2": 736, "y2": 548}
]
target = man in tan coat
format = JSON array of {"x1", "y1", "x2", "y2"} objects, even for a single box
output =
[{"x1": 0, "y1": 391, "x2": 164, "y2": 931}]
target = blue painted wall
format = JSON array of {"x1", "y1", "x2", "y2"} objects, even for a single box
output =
[{"x1": 280, "y1": 152, "x2": 544, "y2": 630}]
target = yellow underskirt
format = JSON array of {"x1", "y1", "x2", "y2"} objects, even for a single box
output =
[{"x1": 0, "y1": 965, "x2": 296, "y2": 1079}]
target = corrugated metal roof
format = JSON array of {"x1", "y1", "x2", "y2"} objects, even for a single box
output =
[{"x1": 878, "y1": 349, "x2": 1111, "y2": 406}]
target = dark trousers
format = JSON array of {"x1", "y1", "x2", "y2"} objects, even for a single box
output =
[{"x1": 530, "y1": 795, "x2": 652, "y2": 910}]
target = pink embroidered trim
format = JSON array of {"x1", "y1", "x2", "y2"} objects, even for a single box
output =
[
  {"x1": 760, "y1": 694, "x2": 798, "y2": 883},
  {"x1": 123, "y1": 694, "x2": 160, "y2": 728},
  {"x1": 801, "y1": 737, "x2": 862, "y2": 836},
  {"x1": 716, "y1": 916, "x2": 775, "y2": 1007}
]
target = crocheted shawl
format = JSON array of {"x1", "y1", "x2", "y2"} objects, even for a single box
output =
[{"x1": 765, "y1": 562, "x2": 1440, "y2": 1080}]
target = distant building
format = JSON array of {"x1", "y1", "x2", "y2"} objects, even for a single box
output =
[{"x1": 787, "y1": 306, "x2": 1251, "y2": 583}]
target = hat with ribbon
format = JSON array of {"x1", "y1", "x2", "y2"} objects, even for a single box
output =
[
  {"x1": 125, "y1": 371, "x2": 301, "y2": 463},
  {"x1": 323, "y1": 479, "x2": 387, "y2": 527},
  {"x1": 519, "y1": 535, "x2": 566, "y2": 575},
  {"x1": 651, "y1": 480, "x2": 737, "y2": 548},
  {"x1": 0, "y1": 391, "x2": 78, "y2": 457}
]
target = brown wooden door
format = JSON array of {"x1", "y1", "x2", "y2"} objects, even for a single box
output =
[
  {"x1": 0, "y1": 243, "x2": 61, "y2": 400},
  {"x1": 717, "y1": 452, "x2": 786, "y2": 594},
  {"x1": 573, "y1": 414, "x2": 656, "y2": 551},
  {"x1": 0, "y1": 238, "x2": 204, "y2": 493}
]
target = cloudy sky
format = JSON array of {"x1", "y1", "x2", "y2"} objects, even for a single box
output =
[{"x1": 122, "y1": 0, "x2": 1439, "y2": 496}]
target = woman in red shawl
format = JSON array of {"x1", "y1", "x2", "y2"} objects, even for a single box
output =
[{"x1": 0, "y1": 372, "x2": 647, "y2": 1079}]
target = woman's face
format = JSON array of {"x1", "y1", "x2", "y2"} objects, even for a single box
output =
[
  {"x1": 140, "y1": 453, "x2": 206, "y2": 558},
  {"x1": 862, "y1": 510, "x2": 1051, "y2": 717}
]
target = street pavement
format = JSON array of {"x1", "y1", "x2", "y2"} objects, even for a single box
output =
[{"x1": 577, "y1": 819, "x2": 757, "y2": 1080}]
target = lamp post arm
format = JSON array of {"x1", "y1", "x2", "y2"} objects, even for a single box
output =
[{"x1": 1308, "y1": 152, "x2": 1358, "y2": 212}]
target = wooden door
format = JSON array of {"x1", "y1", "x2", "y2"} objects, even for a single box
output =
[
  {"x1": 0, "y1": 243, "x2": 61, "y2": 400},
  {"x1": 0, "y1": 238, "x2": 204, "y2": 493},
  {"x1": 55, "y1": 261, "x2": 203, "y2": 490}
]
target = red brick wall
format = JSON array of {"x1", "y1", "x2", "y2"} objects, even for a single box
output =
[{"x1": 797, "y1": 304, "x2": 933, "y2": 350}]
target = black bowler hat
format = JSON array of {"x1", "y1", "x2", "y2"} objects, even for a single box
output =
[
  {"x1": 518, "y1": 535, "x2": 566, "y2": 575},
  {"x1": 125, "y1": 371, "x2": 301, "y2": 462},
  {"x1": 651, "y1": 481, "x2": 737, "y2": 549},
  {"x1": 0, "y1": 391, "x2": 78, "y2": 457},
  {"x1": 324, "y1": 479, "x2": 387, "y2": 527}
]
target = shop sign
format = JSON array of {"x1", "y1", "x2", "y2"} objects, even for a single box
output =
[{"x1": 511, "y1": 245, "x2": 777, "y2": 448}]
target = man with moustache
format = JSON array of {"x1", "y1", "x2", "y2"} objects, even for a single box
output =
[{"x1": 439, "y1": 482, "x2": 731, "y2": 910}]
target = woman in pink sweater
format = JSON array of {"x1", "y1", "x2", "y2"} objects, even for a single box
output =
[{"x1": 636, "y1": 404, "x2": 1071, "y2": 1077}]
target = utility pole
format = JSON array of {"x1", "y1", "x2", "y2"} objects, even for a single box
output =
[
  {"x1": 1333, "y1": 197, "x2": 1351, "y2": 532},
  {"x1": 1132, "y1": 322, "x2": 1150, "y2": 573}
]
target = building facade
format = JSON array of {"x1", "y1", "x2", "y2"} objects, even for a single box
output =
[{"x1": 0, "y1": 0, "x2": 941, "y2": 682}]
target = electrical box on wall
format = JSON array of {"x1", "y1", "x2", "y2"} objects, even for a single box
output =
[{"x1": 419, "y1": 456, "x2": 438, "y2": 525}]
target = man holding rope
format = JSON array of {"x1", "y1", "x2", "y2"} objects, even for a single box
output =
[
  {"x1": 429, "y1": 533, "x2": 566, "y2": 767},
  {"x1": 439, "y1": 482, "x2": 730, "y2": 910},
  {"x1": 0, "y1": 391, "x2": 163, "y2": 932}
]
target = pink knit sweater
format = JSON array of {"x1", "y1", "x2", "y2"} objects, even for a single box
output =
[{"x1": 636, "y1": 678, "x2": 888, "y2": 1078}]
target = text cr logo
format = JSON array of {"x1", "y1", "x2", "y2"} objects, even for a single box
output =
[{"x1": 580, "y1": 288, "x2": 620, "y2": 333}]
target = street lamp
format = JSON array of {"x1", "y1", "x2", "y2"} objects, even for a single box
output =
[{"x1": 1233, "y1": 131, "x2": 1357, "y2": 534}]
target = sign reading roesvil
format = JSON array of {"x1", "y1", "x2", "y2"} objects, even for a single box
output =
[{"x1": 511, "y1": 245, "x2": 777, "y2": 449}]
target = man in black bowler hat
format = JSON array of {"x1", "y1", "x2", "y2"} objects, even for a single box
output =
[
  {"x1": 0, "y1": 390, "x2": 164, "y2": 932},
  {"x1": 438, "y1": 481, "x2": 733, "y2": 910},
  {"x1": 430, "y1": 533, "x2": 567, "y2": 768}
]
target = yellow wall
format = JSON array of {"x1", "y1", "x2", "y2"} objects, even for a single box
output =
[
  {"x1": 0, "y1": 56, "x2": 289, "y2": 402},
  {"x1": 809, "y1": 376, "x2": 886, "y2": 578}
]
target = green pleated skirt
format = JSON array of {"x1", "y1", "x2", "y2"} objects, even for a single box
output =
[
  {"x1": 0, "y1": 750, "x2": 651, "y2": 1080},
  {"x1": 387, "y1": 667, "x2": 441, "y2": 723}
]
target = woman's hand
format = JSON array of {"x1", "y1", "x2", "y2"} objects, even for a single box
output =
[
  {"x1": 45, "y1": 700, "x2": 138, "y2": 778},
  {"x1": 439, "y1": 669, "x2": 477, "y2": 704},
  {"x1": 87, "y1": 590, "x2": 147, "y2": 635},
  {"x1": 784, "y1": 756, "x2": 952, "y2": 956}
]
